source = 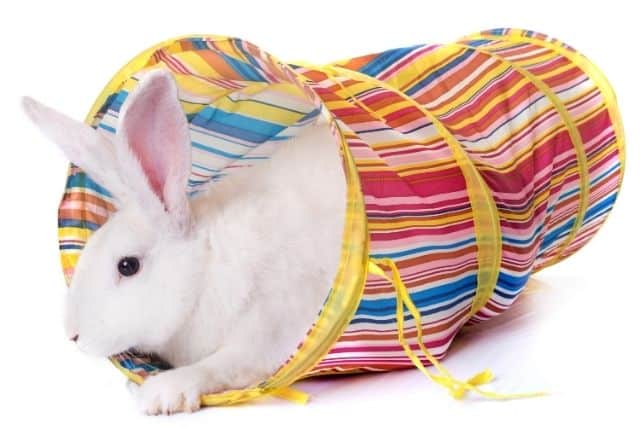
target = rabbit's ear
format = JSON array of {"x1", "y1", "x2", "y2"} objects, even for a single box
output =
[
  {"x1": 116, "y1": 69, "x2": 192, "y2": 232},
  {"x1": 21, "y1": 96, "x2": 128, "y2": 203}
]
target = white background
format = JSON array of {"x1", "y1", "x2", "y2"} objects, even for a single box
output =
[{"x1": 1, "y1": 1, "x2": 637, "y2": 425}]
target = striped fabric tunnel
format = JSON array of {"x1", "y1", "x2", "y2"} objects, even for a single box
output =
[{"x1": 57, "y1": 28, "x2": 624, "y2": 404}]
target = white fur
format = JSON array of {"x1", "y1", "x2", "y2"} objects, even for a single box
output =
[{"x1": 22, "y1": 69, "x2": 346, "y2": 415}]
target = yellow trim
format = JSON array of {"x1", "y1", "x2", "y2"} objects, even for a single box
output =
[
  {"x1": 110, "y1": 358, "x2": 309, "y2": 405},
  {"x1": 83, "y1": 34, "x2": 234, "y2": 124},
  {"x1": 368, "y1": 258, "x2": 546, "y2": 400},
  {"x1": 78, "y1": 34, "x2": 370, "y2": 406},
  {"x1": 453, "y1": 42, "x2": 589, "y2": 269},
  {"x1": 317, "y1": 64, "x2": 501, "y2": 320},
  {"x1": 459, "y1": 30, "x2": 626, "y2": 268}
]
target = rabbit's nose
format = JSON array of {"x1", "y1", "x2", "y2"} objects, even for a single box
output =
[{"x1": 70, "y1": 334, "x2": 79, "y2": 342}]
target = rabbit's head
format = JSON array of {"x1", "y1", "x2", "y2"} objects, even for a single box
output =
[{"x1": 23, "y1": 69, "x2": 207, "y2": 357}]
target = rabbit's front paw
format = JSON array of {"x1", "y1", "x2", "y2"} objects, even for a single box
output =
[{"x1": 136, "y1": 367, "x2": 216, "y2": 415}]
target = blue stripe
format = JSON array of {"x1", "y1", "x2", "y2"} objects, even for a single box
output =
[
  {"x1": 369, "y1": 236, "x2": 476, "y2": 259},
  {"x1": 192, "y1": 163, "x2": 221, "y2": 173},
  {"x1": 464, "y1": 39, "x2": 492, "y2": 47},
  {"x1": 97, "y1": 92, "x2": 118, "y2": 115},
  {"x1": 557, "y1": 162, "x2": 619, "y2": 203},
  {"x1": 350, "y1": 291, "x2": 475, "y2": 325},
  {"x1": 359, "y1": 45, "x2": 423, "y2": 77},
  {"x1": 354, "y1": 274, "x2": 477, "y2": 317},
  {"x1": 191, "y1": 141, "x2": 245, "y2": 159},
  {"x1": 65, "y1": 172, "x2": 113, "y2": 197},
  {"x1": 97, "y1": 123, "x2": 116, "y2": 133},
  {"x1": 299, "y1": 108, "x2": 322, "y2": 122},
  {"x1": 121, "y1": 359, "x2": 159, "y2": 372},
  {"x1": 541, "y1": 219, "x2": 574, "y2": 250},
  {"x1": 58, "y1": 219, "x2": 101, "y2": 231},
  {"x1": 191, "y1": 125, "x2": 260, "y2": 149},
  {"x1": 220, "y1": 53, "x2": 266, "y2": 82},
  {"x1": 354, "y1": 126, "x2": 393, "y2": 134},
  {"x1": 558, "y1": 187, "x2": 580, "y2": 202},
  {"x1": 541, "y1": 191, "x2": 619, "y2": 250},
  {"x1": 104, "y1": 90, "x2": 130, "y2": 113},
  {"x1": 590, "y1": 162, "x2": 620, "y2": 187},
  {"x1": 497, "y1": 271, "x2": 530, "y2": 289},
  {"x1": 189, "y1": 38, "x2": 208, "y2": 50},
  {"x1": 233, "y1": 39, "x2": 264, "y2": 74},
  {"x1": 191, "y1": 106, "x2": 286, "y2": 143},
  {"x1": 493, "y1": 272, "x2": 530, "y2": 298},
  {"x1": 584, "y1": 193, "x2": 617, "y2": 223},
  {"x1": 406, "y1": 49, "x2": 476, "y2": 96},
  {"x1": 59, "y1": 244, "x2": 84, "y2": 250}
]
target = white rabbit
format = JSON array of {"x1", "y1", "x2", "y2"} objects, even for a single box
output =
[{"x1": 21, "y1": 68, "x2": 346, "y2": 414}]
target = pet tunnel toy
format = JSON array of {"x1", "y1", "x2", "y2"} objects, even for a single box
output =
[{"x1": 57, "y1": 28, "x2": 625, "y2": 405}]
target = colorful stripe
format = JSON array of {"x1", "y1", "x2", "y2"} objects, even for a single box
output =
[
  {"x1": 56, "y1": 29, "x2": 624, "y2": 402},
  {"x1": 303, "y1": 28, "x2": 622, "y2": 374}
]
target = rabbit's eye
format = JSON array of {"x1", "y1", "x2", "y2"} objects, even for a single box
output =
[{"x1": 117, "y1": 257, "x2": 140, "y2": 277}]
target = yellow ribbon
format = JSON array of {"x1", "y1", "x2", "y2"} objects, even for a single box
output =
[
  {"x1": 368, "y1": 258, "x2": 546, "y2": 400},
  {"x1": 269, "y1": 387, "x2": 310, "y2": 404}
]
